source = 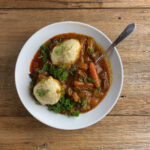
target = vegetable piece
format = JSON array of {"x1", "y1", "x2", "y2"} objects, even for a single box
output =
[
  {"x1": 90, "y1": 98, "x2": 99, "y2": 106},
  {"x1": 74, "y1": 81, "x2": 94, "y2": 88},
  {"x1": 67, "y1": 87, "x2": 73, "y2": 96},
  {"x1": 77, "y1": 61, "x2": 88, "y2": 70},
  {"x1": 86, "y1": 83, "x2": 94, "y2": 88},
  {"x1": 77, "y1": 70, "x2": 87, "y2": 80},
  {"x1": 38, "y1": 74, "x2": 46, "y2": 80},
  {"x1": 103, "y1": 79, "x2": 109, "y2": 90},
  {"x1": 94, "y1": 90, "x2": 104, "y2": 98},
  {"x1": 89, "y1": 62, "x2": 100, "y2": 88},
  {"x1": 74, "y1": 81, "x2": 85, "y2": 87},
  {"x1": 72, "y1": 92, "x2": 80, "y2": 102}
]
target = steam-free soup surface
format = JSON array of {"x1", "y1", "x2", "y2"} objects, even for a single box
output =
[{"x1": 29, "y1": 33, "x2": 110, "y2": 117}]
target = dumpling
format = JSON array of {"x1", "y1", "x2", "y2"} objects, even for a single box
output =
[
  {"x1": 50, "y1": 39, "x2": 81, "y2": 65},
  {"x1": 33, "y1": 76, "x2": 61, "y2": 105}
]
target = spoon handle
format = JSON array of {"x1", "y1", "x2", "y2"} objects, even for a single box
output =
[{"x1": 96, "y1": 23, "x2": 136, "y2": 63}]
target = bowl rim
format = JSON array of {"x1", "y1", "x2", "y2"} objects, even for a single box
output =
[{"x1": 15, "y1": 21, "x2": 123, "y2": 130}]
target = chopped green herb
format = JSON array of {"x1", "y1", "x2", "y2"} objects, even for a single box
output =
[
  {"x1": 35, "y1": 101, "x2": 41, "y2": 105},
  {"x1": 78, "y1": 100, "x2": 82, "y2": 103},
  {"x1": 40, "y1": 78, "x2": 46, "y2": 82},
  {"x1": 87, "y1": 77, "x2": 95, "y2": 83},
  {"x1": 60, "y1": 88, "x2": 64, "y2": 95},
  {"x1": 54, "y1": 38, "x2": 62, "y2": 45},
  {"x1": 43, "y1": 63, "x2": 49, "y2": 71},
  {"x1": 61, "y1": 45, "x2": 66, "y2": 51},
  {"x1": 60, "y1": 63, "x2": 66, "y2": 69},
  {"x1": 59, "y1": 72, "x2": 68, "y2": 81},
  {"x1": 55, "y1": 48, "x2": 61, "y2": 56},
  {"x1": 97, "y1": 87, "x2": 101, "y2": 91},
  {"x1": 55, "y1": 45, "x2": 66, "y2": 56},
  {"x1": 48, "y1": 40, "x2": 53, "y2": 49},
  {"x1": 40, "y1": 45, "x2": 49, "y2": 63},
  {"x1": 69, "y1": 65, "x2": 77, "y2": 76},
  {"x1": 78, "y1": 78, "x2": 83, "y2": 82},
  {"x1": 48, "y1": 96, "x2": 76, "y2": 116},
  {"x1": 65, "y1": 113, "x2": 71, "y2": 117},
  {"x1": 36, "y1": 88, "x2": 49, "y2": 97},
  {"x1": 41, "y1": 45, "x2": 49, "y2": 51},
  {"x1": 49, "y1": 65, "x2": 69, "y2": 81},
  {"x1": 38, "y1": 55, "x2": 43, "y2": 59},
  {"x1": 39, "y1": 63, "x2": 49, "y2": 74},
  {"x1": 38, "y1": 69, "x2": 43, "y2": 74},
  {"x1": 30, "y1": 80, "x2": 36, "y2": 88},
  {"x1": 81, "y1": 100, "x2": 87, "y2": 106},
  {"x1": 87, "y1": 46, "x2": 94, "y2": 54},
  {"x1": 65, "y1": 98, "x2": 70, "y2": 105},
  {"x1": 73, "y1": 110, "x2": 80, "y2": 117},
  {"x1": 53, "y1": 103, "x2": 61, "y2": 113}
]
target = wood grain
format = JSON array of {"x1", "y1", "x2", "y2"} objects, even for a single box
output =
[
  {"x1": 0, "y1": 116, "x2": 150, "y2": 150},
  {"x1": 0, "y1": 9, "x2": 150, "y2": 117},
  {"x1": 0, "y1": 7, "x2": 150, "y2": 150},
  {"x1": 0, "y1": 0, "x2": 150, "y2": 9}
]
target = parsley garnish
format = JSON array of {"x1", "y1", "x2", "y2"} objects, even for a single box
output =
[
  {"x1": 73, "y1": 110, "x2": 80, "y2": 117},
  {"x1": 40, "y1": 78, "x2": 46, "y2": 82},
  {"x1": 60, "y1": 72, "x2": 68, "y2": 81},
  {"x1": 81, "y1": 100, "x2": 87, "y2": 106},
  {"x1": 55, "y1": 45, "x2": 67, "y2": 56},
  {"x1": 35, "y1": 101, "x2": 41, "y2": 105},
  {"x1": 36, "y1": 88, "x2": 49, "y2": 97},
  {"x1": 54, "y1": 38, "x2": 62, "y2": 45},
  {"x1": 78, "y1": 100, "x2": 82, "y2": 103},
  {"x1": 97, "y1": 87, "x2": 101, "y2": 91},
  {"x1": 40, "y1": 45, "x2": 49, "y2": 63},
  {"x1": 87, "y1": 46, "x2": 94, "y2": 55},
  {"x1": 49, "y1": 65, "x2": 68, "y2": 81},
  {"x1": 65, "y1": 113, "x2": 71, "y2": 117},
  {"x1": 78, "y1": 78, "x2": 83, "y2": 82},
  {"x1": 61, "y1": 45, "x2": 66, "y2": 51},
  {"x1": 39, "y1": 63, "x2": 49, "y2": 74},
  {"x1": 68, "y1": 65, "x2": 77, "y2": 76},
  {"x1": 48, "y1": 96, "x2": 76, "y2": 114},
  {"x1": 55, "y1": 48, "x2": 61, "y2": 56},
  {"x1": 87, "y1": 77, "x2": 95, "y2": 83}
]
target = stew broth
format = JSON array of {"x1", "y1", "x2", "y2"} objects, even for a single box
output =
[{"x1": 29, "y1": 33, "x2": 111, "y2": 116}]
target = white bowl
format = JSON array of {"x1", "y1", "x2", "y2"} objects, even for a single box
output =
[{"x1": 15, "y1": 21, "x2": 123, "y2": 130}]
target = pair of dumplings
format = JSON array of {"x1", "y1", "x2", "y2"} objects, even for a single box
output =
[{"x1": 33, "y1": 39, "x2": 81, "y2": 105}]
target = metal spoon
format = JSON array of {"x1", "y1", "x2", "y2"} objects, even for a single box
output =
[{"x1": 95, "y1": 23, "x2": 136, "y2": 63}]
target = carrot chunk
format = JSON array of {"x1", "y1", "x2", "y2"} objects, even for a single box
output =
[
  {"x1": 89, "y1": 62, "x2": 100, "y2": 88},
  {"x1": 72, "y1": 92, "x2": 80, "y2": 102},
  {"x1": 38, "y1": 74, "x2": 46, "y2": 80}
]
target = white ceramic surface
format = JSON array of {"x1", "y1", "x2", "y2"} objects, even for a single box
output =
[{"x1": 15, "y1": 21, "x2": 123, "y2": 130}]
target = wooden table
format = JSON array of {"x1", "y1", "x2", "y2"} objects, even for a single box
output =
[{"x1": 0, "y1": 1, "x2": 150, "y2": 149}]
